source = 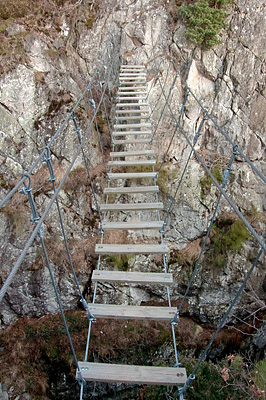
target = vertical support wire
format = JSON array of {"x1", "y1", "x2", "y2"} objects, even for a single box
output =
[
  {"x1": 171, "y1": 146, "x2": 239, "y2": 326},
  {"x1": 43, "y1": 146, "x2": 95, "y2": 321},
  {"x1": 19, "y1": 174, "x2": 86, "y2": 392},
  {"x1": 162, "y1": 114, "x2": 206, "y2": 232},
  {"x1": 149, "y1": 22, "x2": 181, "y2": 368},
  {"x1": 71, "y1": 112, "x2": 103, "y2": 226},
  {"x1": 149, "y1": 53, "x2": 171, "y2": 115},
  {"x1": 150, "y1": 63, "x2": 178, "y2": 144},
  {"x1": 180, "y1": 231, "x2": 266, "y2": 397},
  {"x1": 83, "y1": 40, "x2": 119, "y2": 364}
]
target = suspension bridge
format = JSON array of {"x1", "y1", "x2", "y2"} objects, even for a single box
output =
[{"x1": 0, "y1": 26, "x2": 266, "y2": 400}]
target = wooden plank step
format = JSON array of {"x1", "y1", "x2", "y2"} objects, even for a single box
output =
[
  {"x1": 104, "y1": 185, "x2": 159, "y2": 194},
  {"x1": 108, "y1": 172, "x2": 157, "y2": 179},
  {"x1": 119, "y1": 72, "x2": 146, "y2": 76},
  {"x1": 119, "y1": 83, "x2": 146, "y2": 86},
  {"x1": 110, "y1": 150, "x2": 155, "y2": 157},
  {"x1": 87, "y1": 304, "x2": 174, "y2": 320},
  {"x1": 95, "y1": 244, "x2": 168, "y2": 254},
  {"x1": 120, "y1": 75, "x2": 145, "y2": 77},
  {"x1": 101, "y1": 220, "x2": 163, "y2": 230},
  {"x1": 113, "y1": 139, "x2": 151, "y2": 144},
  {"x1": 113, "y1": 131, "x2": 152, "y2": 136},
  {"x1": 120, "y1": 69, "x2": 145, "y2": 72},
  {"x1": 115, "y1": 109, "x2": 149, "y2": 114},
  {"x1": 118, "y1": 96, "x2": 147, "y2": 101},
  {"x1": 120, "y1": 77, "x2": 146, "y2": 81},
  {"x1": 100, "y1": 203, "x2": 163, "y2": 212},
  {"x1": 117, "y1": 91, "x2": 147, "y2": 96},
  {"x1": 92, "y1": 270, "x2": 174, "y2": 285},
  {"x1": 121, "y1": 65, "x2": 145, "y2": 68},
  {"x1": 108, "y1": 160, "x2": 155, "y2": 167},
  {"x1": 77, "y1": 362, "x2": 187, "y2": 385},
  {"x1": 115, "y1": 115, "x2": 149, "y2": 120},
  {"x1": 116, "y1": 103, "x2": 149, "y2": 107},
  {"x1": 114, "y1": 123, "x2": 151, "y2": 129},
  {"x1": 118, "y1": 87, "x2": 147, "y2": 91}
]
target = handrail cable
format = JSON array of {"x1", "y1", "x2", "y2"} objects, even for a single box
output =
[
  {"x1": 166, "y1": 49, "x2": 266, "y2": 185},
  {"x1": 0, "y1": 30, "x2": 116, "y2": 210},
  {"x1": 0, "y1": 86, "x2": 106, "y2": 304},
  {"x1": 161, "y1": 113, "x2": 207, "y2": 229},
  {"x1": 146, "y1": 48, "x2": 168, "y2": 103},
  {"x1": 19, "y1": 174, "x2": 86, "y2": 390},
  {"x1": 71, "y1": 112, "x2": 103, "y2": 225},
  {"x1": 43, "y1": 146, "x2": 95, "y2": 321},
  {"x1": 179, "y1": 232, "x2": 266, "y2": 397},
  {"x1": 171, "y1": 146, "x2": 239, "y2": 326},
  {"x1": 150, "y1": 65, "x2": 179, "y2": 144},
  {"x1": 152, "y1": 49, "x2": 266, "y2": 252},
  {"x1": 149, "y1": 52, "x2": 171, "y2": 116},
  {"x1": 148, "y1": 23, "x2": 182, "y2": 369},
  {"x1": 88, "y1": 85, "x2": 109, "y2": 178}
]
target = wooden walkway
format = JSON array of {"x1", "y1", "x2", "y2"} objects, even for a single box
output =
[{"x1": 78, "y1": 65, "x2": 187, "y2": 386}]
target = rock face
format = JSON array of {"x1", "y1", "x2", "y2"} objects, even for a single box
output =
[
  {"x1": 0, "y1": 0, "x2": 265, "y2": 331},
  {"x1": 0, "y1": 0, "x2": 266, "y2": 399}
]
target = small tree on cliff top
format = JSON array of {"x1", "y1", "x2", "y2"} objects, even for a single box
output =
[{"x1": 178, "y1": 0, "x2": 233, "y2": 50}]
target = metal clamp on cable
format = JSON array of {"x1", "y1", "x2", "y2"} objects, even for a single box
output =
[
  {"x1": 99, "y1": 224, "x2": 105, "y2": 235},
  {"x1": 19, "y1": 173, "x2": 44, "y2": 238},
  {"x1": 88, "y1": 87, "x2": 96, "y2": 110},
  {"x1": 43, "y1": 147, "x2": 56, "y2": 183},
  {"x1": 170, "y1": 311, "x2": 179, "y2": 326},
  {"x1": 179, "y1": 373, "x2": 195, "y2": 398},
  {"x1": 80, "y1": 299, "x2": 96, "y2": 322},
  {"x1": 233, "y1": 144, "x2": 239, "y2": 156},
  {"x1": 77, "y1": 370, "x2": 87, "y2": 388},
  {"x1": 96, "y1": 69, "x2": 102, "y2": 89},
  {"x1": 222, "y1": 146, "x2": 237, "y2": 189},
  {"x1": 71, "y1": 112, "x2": 82, "y2": 142}
]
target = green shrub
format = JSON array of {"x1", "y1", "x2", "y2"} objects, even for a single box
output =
[
  {"x1": 200, "y1": 163, "x2": 223, "y2": 199},
  {"x1": 105, "y1": 254, "x2": 131, "y2": 271},
  {"x1": 223, "y1": 219, "x2": 251, "y2": 251},
  {"x1": 255, "y1": 359, "x2": 266, "y2": 392},
  {"x1": 206, "y1": 217, "x2": 251, "y2": 268},
  {"x1": 178, "y1": 0, "x2": 233, "y2": 49}
]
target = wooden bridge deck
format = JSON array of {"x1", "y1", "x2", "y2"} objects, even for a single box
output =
[{"x1": 78, "y1": 65, "x2": 186, "y2": 386}]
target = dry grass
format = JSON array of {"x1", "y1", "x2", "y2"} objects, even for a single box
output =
[{"x1": 0, "y1": 304, "x2": 258, "y2": 399}]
